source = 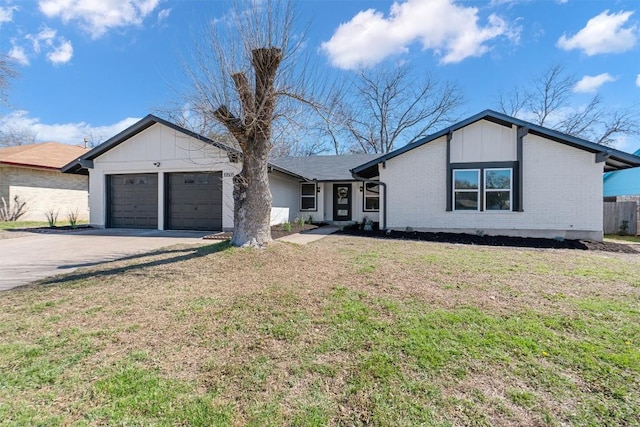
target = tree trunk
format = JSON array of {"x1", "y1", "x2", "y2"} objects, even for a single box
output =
[{"x1": 229, "y1": 141, "x2": 273, "y2": 247}]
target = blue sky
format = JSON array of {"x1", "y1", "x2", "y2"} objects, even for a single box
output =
[{"x1": 1, "y1": 0, "x2": 639, "y2": 152}]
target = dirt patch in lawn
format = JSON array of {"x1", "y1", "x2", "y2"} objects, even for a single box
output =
[{"x1": 338, "y1": 227, "x2": 640, "y2": 254}]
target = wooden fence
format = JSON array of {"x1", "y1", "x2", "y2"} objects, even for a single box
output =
[{"x1": 603, "y1": 201, "x2": 638, "y2": 235}]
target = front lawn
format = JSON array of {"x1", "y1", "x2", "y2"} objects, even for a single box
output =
[
  {"x1": 1, "y1": 236, "x2": 638, "y2": 426},
  {"x1": 605, "y1": 234, "x2": 640, "y2": 244}
]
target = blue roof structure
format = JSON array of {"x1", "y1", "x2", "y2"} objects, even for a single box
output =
[{"x1": 604, "y1": 148, "x2": 640, "y2": 197}]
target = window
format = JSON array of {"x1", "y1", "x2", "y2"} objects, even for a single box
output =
[
  {"x1": 363, "y1": 182, "x2": 380, "y2": 211},
  {"x1": 453, "y1": 169, "x2": 480, "y2": 210},
  {"x1": 300, "y1": 183, "x2": 317, "y2": 211},
  {"x1": 484, "y1": 169, "x2": 511, "y2": 211},
  {"x1": 452, "y1": 167, "x2": 513, "y2": 212}
]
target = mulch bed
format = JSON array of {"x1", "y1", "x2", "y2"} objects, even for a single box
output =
[
  {"x1": 6, "y1": 225, "x2": 92, "y2": 233},
  {"x1": 337, "y1": 228, "x2": 640, "y2": 254}
]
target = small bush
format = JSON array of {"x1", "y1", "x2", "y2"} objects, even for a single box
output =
[
  {"x1": 0, "y1": 195, "x2": 28, "y2": 221},
  {"x1": 282, "y1": 221, "x2": 292, "y2": 232},
  {"x1": 619, "y1": 220, "x2": 629, "y2": 236},
  {"x1": 296, "y1": 216, "x2": 305, "y2": 227},
  {"x1": 44, "y1": 209, "x2": 59, "y2": 228},
  {"x1": 67, "y1": 209, "x2": 79, "y2": 229}
]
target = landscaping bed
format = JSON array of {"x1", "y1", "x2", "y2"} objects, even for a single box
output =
[{"x1": 338, "y1": 227, "x2": 640, "y2": 254}]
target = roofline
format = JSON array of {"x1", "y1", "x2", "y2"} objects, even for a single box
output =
[
  {"x1": 352, "y1": 109, "x2": 640, "y2": 175},
  {"x1": 62, "y1": 114, "x2": 243, "y2": 174},
  {"x1": 0, "y1": 161, "x2": 61, "y2": 171},
  {"x1": 61, "y1": 114, "x2": 312, "y2": 180}
]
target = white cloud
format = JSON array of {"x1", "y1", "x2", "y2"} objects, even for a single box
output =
[
  {"x1": 8, "y1": 44, "x2": 29, "y2": 65},
  {"x1": 11, "y1": 27, "x2": 73, "y2": 66},
  {"x1": 157, "y1": 8, "x2": 171, "y2": 24},
  {"x1": 321, "y1": 0, "x2": 519, "y2": 70},
  {"x1": 0, "y1": 110, "x2": 140, "y2": 145},
  {"x1": 0, "y1": 4, "x2": 17, "y2": 25},
  {"x1": 38, "y1": 0, "x2": 161, "y2": 39},
  {"x1": 47, "y1": 39, "x2": 73, "y2": 64},
  {"x1": 557, "y1": 10, "x2": 638, "y2": 55},
  {"x1": 636, "y1": 74, "x2": 640, "y2": 87},
  {"x1": 26, "y1": 27, "x2": 57, "y2": 54},
  {"x1": 573, "y1": 73, "x2": 616, "y2": 93}
]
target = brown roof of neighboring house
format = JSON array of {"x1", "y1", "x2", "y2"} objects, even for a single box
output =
[{"x1": 0, "y1": 142, "x2": 89, "y2": 170}]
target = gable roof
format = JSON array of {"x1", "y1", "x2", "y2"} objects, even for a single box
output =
[
  {"x1": 61, "y1": 114, "x2": 377, "y2": 181},
  {"x1": 352, "y1": 110, "x2": 640, "y2": 177},
  {"x1": 0, "y1": 142, "x2": 88, "y2": 170},
  {"x1": 62, "y1": 114, "x2": 242, "y2": 175},
  {"x1": 270, "y1": 154, "x2": 379, "y2": 181}
]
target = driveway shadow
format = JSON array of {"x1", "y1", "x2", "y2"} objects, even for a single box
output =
[{"x1": 31, "y1": 241, "x2": 231, "y2": 288}]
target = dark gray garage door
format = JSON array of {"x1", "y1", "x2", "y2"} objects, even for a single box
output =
[
  {"x1": 166, "y1": 172, "x2": 222, "y2": 231},
  {"x1": 108, "y1": 174, "x2": 158, "y2": 229}
]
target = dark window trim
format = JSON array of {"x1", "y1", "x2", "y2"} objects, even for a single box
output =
[
  {"x1": 300, "y1": 182, "x2": 318, "y2": 212},
  {"x1": 363, "y1": 182, "x2": 380, "y2": 212},
  {"x1": 448, "y1": 161, "x2": 520, "y2": 212}
]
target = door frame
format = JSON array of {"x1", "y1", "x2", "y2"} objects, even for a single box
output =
[{"x1": 333, "y1": 183, "x2": 352, "y2": 221}]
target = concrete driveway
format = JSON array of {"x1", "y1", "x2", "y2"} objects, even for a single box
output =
[{"x1": 0, "y1": 228, "x2": 212, "y2": 291}]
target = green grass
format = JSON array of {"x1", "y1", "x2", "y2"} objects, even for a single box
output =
[
  {"x1": 0, "y1": 220, "x2": 89, "y2": 230},
  {"x1": 0, "y1": 237, "x2": 639, "y2": 426},
  {"x1": 605, "y1": 234, "x2": 640, "y2": 244}
]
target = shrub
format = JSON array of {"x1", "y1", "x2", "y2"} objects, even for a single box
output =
[
  {"x1": 0, "y1": 195, "x2": 28, "y2": 221},
  {"x1": 67, "y1": 209, "x2": 79, "y2": 229},
  {"x1": 296, "y1": 216, "x2": 305, "y2": 227},
  {"x1": 44, "y1": 209, "x2": 59, "y2": 227},
  {"x1": 282, "y1": 221, "x2": 292, "y2": 232},
  {"x1": 619, "y1": 220, "x2": 629, "y2": 236}
]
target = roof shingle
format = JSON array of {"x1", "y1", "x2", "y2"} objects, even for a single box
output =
[{"x1": 0, "y1": 142, "x2": 89, "y2": 170}]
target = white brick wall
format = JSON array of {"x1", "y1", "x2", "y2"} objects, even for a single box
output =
[
  {"x1": 1, "y1": 166, "x2": 89, "y2": 222},
  {"x1": 380, "y1": 121, "x2": 604, "y2": 240}
]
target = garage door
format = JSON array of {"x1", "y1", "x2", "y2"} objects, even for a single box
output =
[
  {"x1": 108, "y1": 174, "x2": 158, "y2": 229},
  {"x1": 166, "y1": 172, "x2": 222, "y2": 231}
]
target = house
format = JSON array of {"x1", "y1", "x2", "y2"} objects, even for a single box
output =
[
  {"x1": 604, "y1": 148, "x2": 640, "y2": 200},
  {"x1": 62, "y1": 115, "x2": 379, "y2": 231},
  {"x1": 0, "y1": 142, "x2": 89, "y2": 222},
  {"x1": 352, "y1": 110, "x2": 640, "y2": 241},
  {"x1": 63, "y1": 111, "x2": 640, "y2": 241}
]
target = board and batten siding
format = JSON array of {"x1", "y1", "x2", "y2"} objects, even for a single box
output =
[
  {"x1": 89, "y1": 123, "x2": 240, "y2": 230},
  {"x1": 380, "y1": 119, "x2": 603, "y2": 240}
]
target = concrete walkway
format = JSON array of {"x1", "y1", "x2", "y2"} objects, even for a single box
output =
[
  {"x1": 277, "y1": 226, "x2": 339, "y2": 244},
  {"x1": 0, "y1": 229, "x2": 211, "y2": 291}
]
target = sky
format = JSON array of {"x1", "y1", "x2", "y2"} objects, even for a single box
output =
[{"x1": 0, "y1": 0, "x2": 639, "y2": 153}]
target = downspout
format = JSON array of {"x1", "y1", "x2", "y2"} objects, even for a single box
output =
[{"x1": 351, "y1": 171, "x2": 387, "y2": 231}]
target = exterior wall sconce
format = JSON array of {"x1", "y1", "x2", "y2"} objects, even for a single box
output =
[{"x1": 153, "y1": 162, "x2": 161, "y2": 167}]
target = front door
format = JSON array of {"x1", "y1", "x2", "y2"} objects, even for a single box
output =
[{"x1": 333, "y1": 184, "x2": 352, "y2": 221}]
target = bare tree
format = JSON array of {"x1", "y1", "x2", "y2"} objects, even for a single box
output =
[
  {"x1": 335, "y1": 63, "x2": 463, "y2": 154},
  {"x1": 182, "y1": 0, "x2": 318, "y2": 247},
  {"x1": 0, "y1": 55, "x2": 18, "y2": 105},
  {"x1": 0, "y1": 126, "x2": 36, "y2": 147},
  {"x1": 496, "y1": 64, "x2": 638, "y2": 147}
]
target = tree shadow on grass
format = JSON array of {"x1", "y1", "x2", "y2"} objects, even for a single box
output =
[{"x1": 33, "y1": 241, "x2": 231, "y2": 288}]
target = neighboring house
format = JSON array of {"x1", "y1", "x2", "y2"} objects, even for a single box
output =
[
  {"x1": 352, "y1": 110, "x2": 640, "y2": 241},
  {"x1": 0, "y1": 142, "x2": 89, "y2": 222},
  {"x1": 63, "y1": 111, "x2": 640, "y2": 241},
  {"x1": 603, "y1": 148, "x2": 640, "y2": 200}
]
